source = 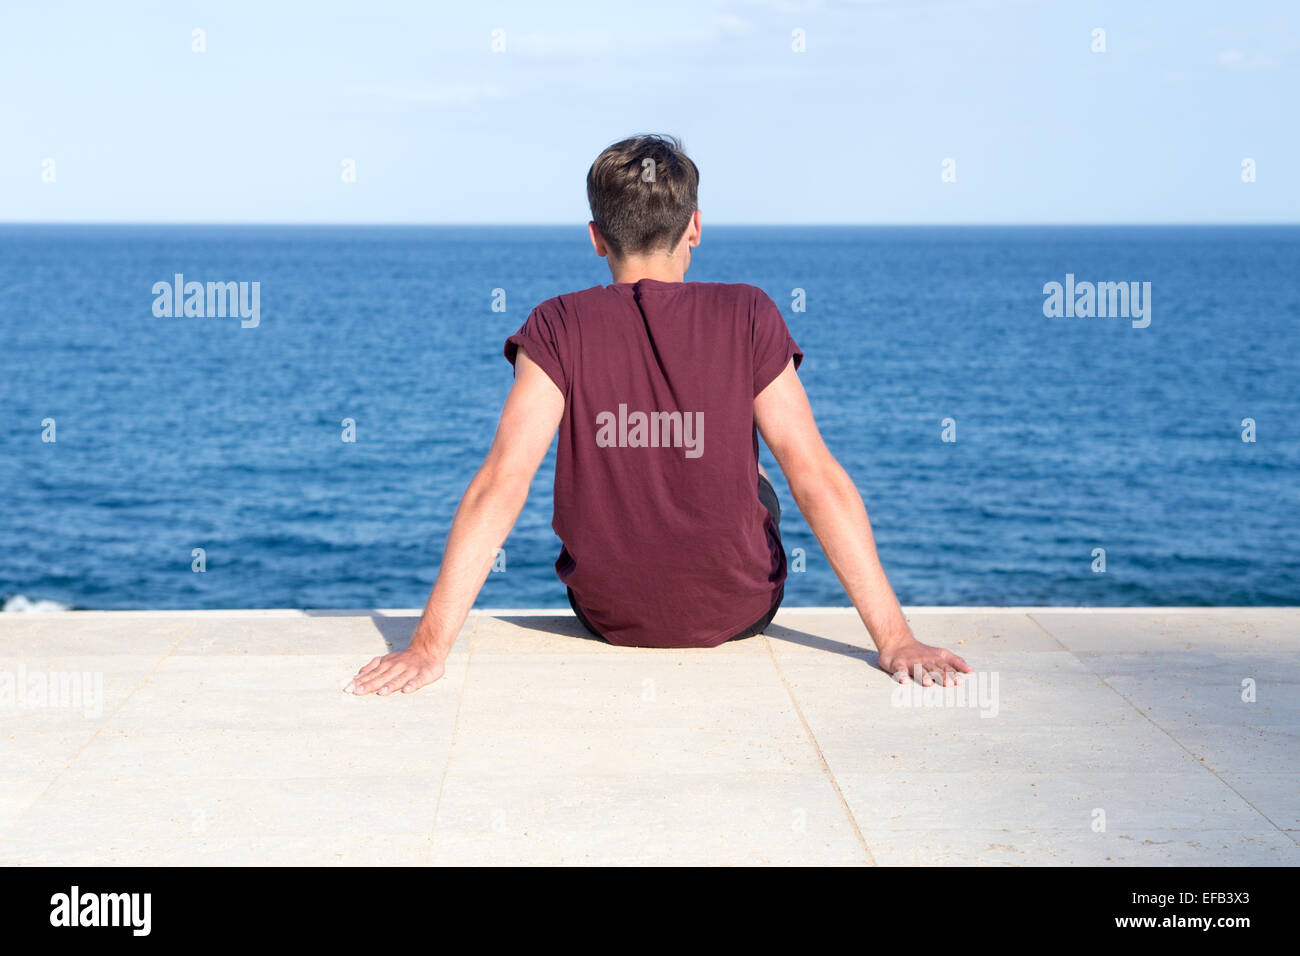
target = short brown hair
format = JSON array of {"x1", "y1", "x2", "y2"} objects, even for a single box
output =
[{"x1": 586, "y1": 134, "x2": 699, "y2": 257}]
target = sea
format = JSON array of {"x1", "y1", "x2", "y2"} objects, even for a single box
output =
[{"x1": 1, "y1": 224, "x2": 1297, "y2": 611}]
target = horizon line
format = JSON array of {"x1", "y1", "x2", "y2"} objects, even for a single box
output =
[{"x1": 2, "y1": 220, "x2": 1299, "y2": 228}]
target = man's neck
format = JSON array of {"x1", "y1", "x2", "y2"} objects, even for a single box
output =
[{"x1": 608, "y1": 254, "x2": 686, "y2": 284}]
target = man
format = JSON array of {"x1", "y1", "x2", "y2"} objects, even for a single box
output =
[{"x1": 348, "y1": 134, "x2": 970, "y2": 695}]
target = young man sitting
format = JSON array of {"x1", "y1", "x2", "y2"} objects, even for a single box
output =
[{"x1": 348, "y1": 134, "x2": 971, "y2": 695}]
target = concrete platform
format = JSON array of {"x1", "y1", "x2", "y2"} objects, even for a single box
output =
[{"x1": 1, "y1": 607, "x2": 1296, "y2": 866}]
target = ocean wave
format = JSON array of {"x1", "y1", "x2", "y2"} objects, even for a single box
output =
[{"x1": 2, "y1": 595, "x2": 72, "y2": 613}]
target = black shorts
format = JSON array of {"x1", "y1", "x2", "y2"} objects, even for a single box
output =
[{"x1": 567, "y1": 472, "x2": 786, "y2": 644}]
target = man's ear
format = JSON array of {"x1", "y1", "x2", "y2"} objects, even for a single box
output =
[
  {"x1": 686, "y1": 209, "x2": 702, "y2": 249},
  {"x1": 588, "y1": 221, "x2": 610, "y2": 259}
]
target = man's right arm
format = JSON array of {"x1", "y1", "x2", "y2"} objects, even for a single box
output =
[
  {"x1": 347, "y1": 347, "x2": 563, "y2": 695},
  {"x1": 754, "y1": 359, "x2": 971, "y2": 685}
]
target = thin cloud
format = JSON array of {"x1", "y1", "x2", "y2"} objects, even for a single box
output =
[
  {"x1": 342, "y1": 83, "x2": 507, "y2": 107},
  {"x1": 1214, "y1": 48, "x2": 1279, "y2": 69}
]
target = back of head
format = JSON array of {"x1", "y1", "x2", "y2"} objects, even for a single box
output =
[{"x1": 586, "y1": 134, "x2": 699, "y2": 258}]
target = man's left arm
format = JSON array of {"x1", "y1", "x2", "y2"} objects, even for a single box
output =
[{"x1": 347, "y1": 347, "x2": 563, "y2": 695}]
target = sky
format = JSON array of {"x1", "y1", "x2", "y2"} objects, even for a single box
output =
[{"x1": 1, "y1": 0, "x2": 1296, "y2": 224}]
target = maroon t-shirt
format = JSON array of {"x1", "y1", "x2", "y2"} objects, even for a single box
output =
[{"x1": 504, "y1": 279, "x2": 803, "y2": 648}]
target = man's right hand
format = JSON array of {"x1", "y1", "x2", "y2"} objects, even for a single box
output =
[{"x1": 877, "y1": 638, "x2": 972, "y2": 686}]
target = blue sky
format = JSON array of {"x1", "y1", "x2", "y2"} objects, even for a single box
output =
[{"x1": 2, "y1": 0, "x2": 1295, "y2": 223}]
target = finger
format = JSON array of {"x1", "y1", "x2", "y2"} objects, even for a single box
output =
[
  {"x1": 941, "y1": 666, "x2": 959, "y2": 687},
  {"x1": 352, "y1": 656, "x2": 387, "y2": 681},
  {"x1": 916, "y1": 655, "x2": 959, "y2": 684},
  {"x1": 941, "y1": 649, "x2": 974, "y2": 673},
  {"x1": 350, "y1": 665, "x2": 389, "y2": 694},
  {"x1": 344, "y1": 660, "x2": 384, "y2": 693},
  {"x1": 354, "y1": 663, "x2": 408, "y2": 695},
  {"x1": 917, "y1": 664, "x2": 934, "y2": 687},
  {"x1": 401, "y1": 670, "x2": 437, "y2": 693},
  {"x1": 923, "y1": 661, "x2": 953, "y2": 686},
  {"x1": 374, "y1": 665, "x2": 413, "y2": 696}
]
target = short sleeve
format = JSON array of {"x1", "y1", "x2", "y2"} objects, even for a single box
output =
[
  {"x1": 752, "y1": 288, "x2": 803, "y2": 397},
  {"x1": 504, "y1": 302, "x2": 568, "y2": 395}
]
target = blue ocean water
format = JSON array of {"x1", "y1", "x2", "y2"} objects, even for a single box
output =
[{"x1": 1, "y1": 225, "x2": 1297, "y2": 611}]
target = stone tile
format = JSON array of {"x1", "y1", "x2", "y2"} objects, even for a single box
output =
[
  {"x1": 768, "y1": 611, "x2": 1062, "y2": 658},
  {"x1": 861, "y1": 828, "x2": 1298, "y2": 866},
  {"x1": 836, "y1": 770, "x2": 1267, "y2": 832},
  {"x1": 62, "y1": 726, "x2": 455, "y2": 780},
  {"x1": 425, "y1": 827, "x2": 868, "y2": 866},
  {"x1": 1156, "y1": 723, "x2": 1300, "y2": 775},
  {"x1": 450, "y1": 654, "x2": 796, "y2": 733},
  {"x1": 1080, "y1": 653, "x2": 1300, "y2": 727},
  {"x1": 1030, "y1": 609, "x2": 1300, "y2": 653},
  {"x1": 447, "y1": 653, "x2": 819, "y2": 773},
  {"x1": 178, "y1": 612, "x2": 470, "y2": 657},
  {"x1": 0, "y1": 833, "x2": 431, "y2": 866},
  {"x1": 0, "y1": 614, "x2": 192, "y2": 657},
  {"x1": 1219, "y1": 773, "x2": 1300, "y2": 830},
  {"x1": 7, "y1": 772, "x2": 441, "y2": 845},
  {"x1": 769, "y1": 649, "x2": 1203, "y2": 774},
  {"x1": 104, "y1": 654, "x2": 466, "y2": 732},
  {"x1": 0, "y1": 780, "x2": 48, "y2": 839},
  {"x1": 0, "y1": 730, "x2": 94, "y2": 778},
  {"x1": 429, "y1": 771, "x2": 869, "y2": 866},
  {"x1": 4, "y1": 607, "x2": 1294, "y2": 865},
  {"x1": 472, "y1": 613, "x2": 615, "y2": 655},
  {"x1": 0, "y1": 655, "x2": 168, "y2": 741}
]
